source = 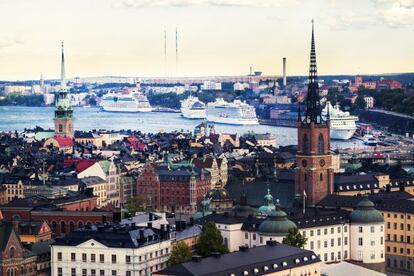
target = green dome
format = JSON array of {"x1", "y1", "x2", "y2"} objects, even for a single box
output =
[
  {"x1": 258, "y1": 188, "x2": 276, "y2": 215},
  {"x1": 258, "y1": 201, "x2": 297, "y2": 237},
  {"x1": 350, "y1": 195, "x2": 384, "y2": 224}
]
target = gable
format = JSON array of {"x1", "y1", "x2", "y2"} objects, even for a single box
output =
[{"x1": 76, "y1": 239, "x2": 108, "y2": 249}]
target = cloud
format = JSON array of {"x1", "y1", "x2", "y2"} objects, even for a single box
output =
[
  {"x1": 0, "y1": 37, "x2": 24, "y2": 49},
  {"x1": 116, "y1": 0, "x2": 296, "y2": 8},
  {"x1": 383, "y1": 0, "x2": 414, "y2": 27},
  {"x1": 325, "y1": 12, "x2": 378, "y2": 31}
]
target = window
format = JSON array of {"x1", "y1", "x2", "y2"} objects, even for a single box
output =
[
  {"x1": 381, "y1": 237, "x2": 384, "y2": 245},
  {"x1": 9, "y1": 247, "x2": 15, "y2": 258},
  {"x1": 82, "y1": 253, "x2": 87, "y2": 262},
  {"x1": 387, "y1": 234, "x2": 390, "y2": 240},
  {"x1": 100, "y1": 254, "x2": 104, "y2": 263},
  {"x1": 370, "y1": 226, "x2": 375, "y2": 233},
  {"x1": 358, "y1": 237, "x2": 363, "y2": 246},
  {"x1": 324, "y1": 241, "x2": 328, "y2": 248},
  {"x1": 344, "y1": 237, "x2": 348, "y2": 245},
  {"x1": 91, "y1": 269, "x2": 96, "y2": 276},
  {"x1": 400, "y1": 248, "x2": 404, "y2": 254},
  {"x1": 359, "y1": 226, "x2": 363, "y2": 233},
  {"x1": 338, "y1": 226, "x2": 341, "y2": 233},
  {"x1": 324, "y1": 228, "x2": 328, "y2": 235},
  {"x1": 401, "y1": 235, "x2": 404, "y2": 242},
  {"x1": 57, "y1": 252, "x2": 62, "y2": 261},
  {"x1": 100, "y1": 270, "x2": 105, "y2": 276},
  {"x1": 245, "y1": 232, "x2": 248, "y2": 239},
  {"x1": 317, "y1": 240, "x2": 321, "y2": 249},
  {"x1": 331, "y1": 227, "x2": 334, "y2": 234},
  {"x1": 253, "y1": 233, "x2": 256, "y2": 240},
  {"x1": 371, "y1": 251, "x2": 375, "y2": 260},
  {"x1": 371, "y1": 240, "x2": 375, "y2": 246},
  {"x1": 318, "y1": 134, "x2": 324, "y2": 154},
  {"x1": 337, "y1": 238, "x2": 341, "y2": 246},
  {"x1": 126, "y1": 272, "x2": 131, "y2": 276},
  {"x1": 310, "y1": 230, "x2": 314, "y2": 237},
  {"x1": 91, "y1": 254, "x2": 96, "y2": 263},
  {"x1": 310, "y1": 241, "x2": 314, "y2": 249},
  {"x1": 409, "y1": 224, "x2": 411, "y2": 231},
  {"x1": 344, "y1": 226, "x2": 347, "y2": 232},
  {"x1": 394, "y1": 223, "x2": 397, "y2": 230},
  {"x1": 303, "y1": 134, "x2": 309, "y2": 154},
  {"x1": 401, "y1": 223, "x2": 404, "y2": 230},
  {"x1": 344, "y1": 250, "x2": 348, "y2": 259},
  {"x1": 112, "y1": 270, "x2": 117, "y2": 276},
  {"x1": 71, "y1": 253, "x2": 76, "y2": 261},
  {"x1": 394, "y1": 247, "x2": 397, "y2": 253},
  {"x1": 126, "y1": 256, "x2": 131, "y2": 264},
  {"x1": 82, "y1": 269, "x2": 87, "y2": 276},
  {"x1": 408, "y1": 249, "x2": 411, "y2": 255},
  {"x1": 112, "y1": 254, "x2": 117, "y2": 264},
  {"x1": 324, "y1": 253, "x2": 328, "y2": 262},
  {"x1": 320, "y1": 173, "x2": 323, "y2": 181},
  {"x1": 317, "y1": 229, "x2": 321, "y2": 236},
  {"x1": 387, "y1": 222, "x2": 390, "y2": 229},
  {"x1": 338, "y1": 251, "x2": 341, "y2": 260},
  {"x1": 331, "y1": 252, "x2": 335, "y2": 261},
  {"x1": 71, "y1": 268, "x2": 76, "y2": 276},
  {"x1": 58, "y1": 268, "x2": 63, "y2": 276},
  {"x1": 331, "y1": 239, "x2": 334, "y2": 247},
  {"x1": 260, "y1": 237, "x2": 263, "y2": 244},
  {"x1": 387, "y1": 246, "x2": 390, "y2": 252}
]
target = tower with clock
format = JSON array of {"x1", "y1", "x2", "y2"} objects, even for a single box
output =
[{"x1": 295, "y1": 21, "x2": 334, "y2": 206}]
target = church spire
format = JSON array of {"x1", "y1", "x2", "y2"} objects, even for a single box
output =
[
  {"x1": 303, "y1": 20, "x2": 323, "y2": 124},
  {"x1": 60, "y1": 41, "x2": 66, "y2": 88}
]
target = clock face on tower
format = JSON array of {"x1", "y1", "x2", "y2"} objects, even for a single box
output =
[
  {"x1": 319, "y1": 159, "x2": 325, "y2": 167},
  {"x1": 302, "y1": 159, "x2": 308, "y2": 167}
]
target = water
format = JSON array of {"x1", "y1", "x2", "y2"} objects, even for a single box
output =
[{"x1": 0, "y1": 106, "x2": 358, "y2": 148}]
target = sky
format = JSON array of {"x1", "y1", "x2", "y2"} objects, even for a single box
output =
[{"x1": 0, "y1": 0, "x2": 414, "y2": 80}]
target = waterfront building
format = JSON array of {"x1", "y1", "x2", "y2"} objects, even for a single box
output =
[
  {"x1": 295, "y1": 22, "x2": 334, "y2": 206},
  {"x1": 51, "y1": 224, "x2": 172, "y2": 276},
  {"x1": 54, "y1": 42, "x2": 74, "y2": 138},
  {"x1": 155, "y1": 242, "x2": 321, "y2": 276}
]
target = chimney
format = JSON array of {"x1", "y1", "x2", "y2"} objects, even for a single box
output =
[{"x1": 282, "y1": 57, "x2": 287, "y2": 87}]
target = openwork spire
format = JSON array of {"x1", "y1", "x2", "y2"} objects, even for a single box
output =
[
  {"x1": 304, "y1": 20, "x2": 323, "y2": 124},
  {"x1": 60, "y1": 41, "x2": 66, "y2": 87}
]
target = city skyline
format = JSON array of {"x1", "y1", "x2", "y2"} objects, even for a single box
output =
[{"x1": 0, "y1": 0, "x2": 414, "y2": 80}]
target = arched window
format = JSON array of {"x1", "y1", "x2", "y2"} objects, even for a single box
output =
[
  {"x1": 69, "y1": 221, "x2": 75, "y2": 232},
  {"x1": 60, "y1": 221, "x2": 66, "y2": 234},
  {"x1": 51, "y1": 221, "x2": 57, "y2": 232},
  {"x1": 59, "y1": 124, "x2": 63, "y2": 133},
  {"x1": 78, "y1": 221, "x2": 83, "y2": 229},
  {"x1": 9, "y1": 247, "x2": 15, "y2": 258},
  {"x1": 318, "y1": 134, "x2": 325, "y2": 155},
  {"x1": 303, "y1": 134, "x2": 309, "y2": 154},
  {"x1": 320, "y1": 173, "x2": 323, "y2": 181}
]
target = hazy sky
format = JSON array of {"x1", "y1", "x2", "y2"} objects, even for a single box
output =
[{"x1": 0, "y1": 0, "x2": 414, "y2": 80}]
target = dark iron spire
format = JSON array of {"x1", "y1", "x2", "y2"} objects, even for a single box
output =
[{"x1": 304, "y1": 20, "x2": 323, "y2": 124}]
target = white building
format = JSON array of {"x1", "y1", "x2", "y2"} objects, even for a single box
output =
[
  {"x1": 196, "y1": 196, "x2": 384, "y2": 267},
  {"x1": 233, "y1": 82, "x2": 249, "y2": 91},
  {"x1": 202, "y1": 81, "x2": 222, "y2": 90},
  {"x1": 364, "y1": 96, "x2": 374, "y2": 109},
  {"x1": 51, "y1": 224, "x2": 173, "y2": 276}
]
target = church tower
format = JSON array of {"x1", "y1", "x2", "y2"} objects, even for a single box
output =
[
  {"x1": 295, "y1": 21, "x2": 333, "y2": 206},
  {"x1": 54, "y1": 42, "x2": 74, "y2": 137}
]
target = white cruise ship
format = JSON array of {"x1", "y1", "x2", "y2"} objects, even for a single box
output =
[
  {"x1": 206, "y1": 98, "x2": 259, "y2": 125},
  {"x1": 322, "y1": 102, "x2": 358, "y2": 140},
  {"x1": 180, "y1": 96, "x2": 206, "y2": 119},
  {"x1": 100, "y1": 93, "x2": 152, "y2": 113}
]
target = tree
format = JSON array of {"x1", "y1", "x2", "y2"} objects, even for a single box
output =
[
  {"x1": 125, "y1": 195, "x2": 148, "y2": 215},
  {"x1": 355, "y1": 95, "x2": 367, "y2": 110},
  {"x1": 195, "y1": 222, "x2": 229, "y2": 257},
  {"x1": 168, "y1": 241, "x2": 192, "y2": 266},
  {"x1": 282, "y1": 228, "x2": 307, "y2": 248}
]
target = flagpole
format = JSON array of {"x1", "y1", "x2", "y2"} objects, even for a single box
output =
[{"x1": 303, "y1": 189, "x2": 306, "y2": 215}]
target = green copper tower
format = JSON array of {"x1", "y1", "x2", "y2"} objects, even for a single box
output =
[{"x1": 54, "y1": 42, "x2": 74, "y2": 137}]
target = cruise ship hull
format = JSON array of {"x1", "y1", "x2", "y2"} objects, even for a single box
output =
[
  {"x1": 101, "y1": 106, "x2": 153, "y2": 113},
  {"x1": 181, "y1": 108, "x2": 206, "y2": 119},
  {"x1": 206, "y1": 115, "x2": 259, "y2": 125},
  {"x1": 330, "y1": 127, "x2": 356, "y2": 140}
]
